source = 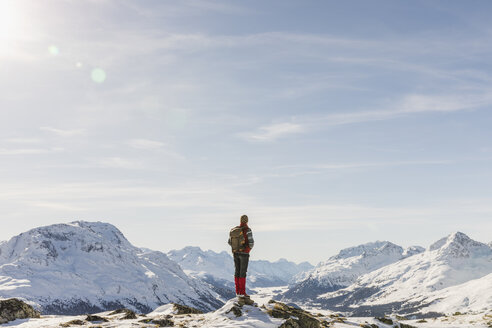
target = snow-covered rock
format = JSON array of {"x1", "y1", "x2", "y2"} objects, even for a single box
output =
[
  {"x1": 0, "y1": 221, "x2": 223, "y2": 314},
  {"x1": 283, "y1": 241, "x2": 422, "y2": 301},
  {"x1": 317, "y1": 232, "x2": 492, "y2": 316}
]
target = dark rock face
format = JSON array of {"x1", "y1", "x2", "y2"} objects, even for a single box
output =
[
  {"x1": 85, "y1": 314, "x2": 109, "y2": 322},
  {"x1": 60, "y1": 319, "x2": 86, "y2": 327},
  {"x1": 108, "y1": 308, "x2": 137, "y2": 319},
  {"x1": 0, "y1": 298, "x2": 41, "y2": 324},
  {"x1": 151, "y1": 318, "x2": 175, "y2": 326},
  {"x1": 226, "y1": 304, "x2": 243, "y2": 317},
  {"x1": 171, "y1": 303, "x2": 203, "y2": 315},
  {"x1": 139, "y1": 315, "x2": 175, "y2": 326},
  {"x1": 279, "y1": 318, "x2": 301, "y2": 328},
  {"x1": 267, "y1": 301, "x2": 320, "y2": 328}
]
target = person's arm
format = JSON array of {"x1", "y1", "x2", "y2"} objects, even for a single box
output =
[{"x1": 247, "y1": 228, "x2": 254, "y2": 249}]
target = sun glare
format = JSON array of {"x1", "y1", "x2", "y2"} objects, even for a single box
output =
[{"x1": 0, "y1": 0, "x2": 23, "y2": 42}]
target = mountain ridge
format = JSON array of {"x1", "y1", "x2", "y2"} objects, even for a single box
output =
[
  {"x1": 315, "y1": 231, "x2": 492, "y2": 316},
  {"x1": 282, "y1": 240, "x2": 424, "y2": 302}
]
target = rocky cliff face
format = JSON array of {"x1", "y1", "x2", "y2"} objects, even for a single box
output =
[{"x1": 0, "y1": 221, "x2": 223, "y2": 314}]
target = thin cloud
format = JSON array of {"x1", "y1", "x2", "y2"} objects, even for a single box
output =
[
  {"x1": 0, "y1": 147, "x2": 63, "y2": 155},
  {"x1": 40, "y1": 127, "x2": 86, "y2": 137},
  {"x1": 243, "y1": 92, "x2": 492, "y2": 142},
  {"x1": 276, "y1": 160, "x2": 453, "y2": 171},
  {"x1": 4, "y1": 137, "x2": 43, "y2": 143},
  {"x1": 240, "y1": 122, "x2": 304, "y2": 142},
  {"x1": 127, "y1": 138, "x2": 165, "y2": 150},
  {"x1": 96, "y1": 157, "x2": 146, "y2": 170}
]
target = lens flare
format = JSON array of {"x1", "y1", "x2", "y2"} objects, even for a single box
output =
[
  {"x1": 91, "y1": 68, "x2": 106, "y2": 83},
  {"x1": 48, "y1": 45, "x2": 59, "y2": 56}
]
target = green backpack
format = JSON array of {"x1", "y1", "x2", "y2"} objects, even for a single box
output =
[{"x1": 230, "y1": 226, "x2": 245, "y2": 252}]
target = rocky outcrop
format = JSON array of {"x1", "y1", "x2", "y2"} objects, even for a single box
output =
[
  {"x1": 171, "y1": 303, "x2": 203, "y2": 315},
  {"x1": 0, "y1": 298, "x2": 41, "y2": 324},
  {"x1": 266, "y1": 300, "x2": 322, "y2": 328}
]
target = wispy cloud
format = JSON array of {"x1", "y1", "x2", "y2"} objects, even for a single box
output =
[
  {"x1": 96, "y1": 157, "x2": 146, "y2": 170},
  {"x1": 40, "y1": 127, "x2": 86, "y2": 137},
  {"x1": 127, "y1": 138, "x2": 165, "y2": 150},
  {"x1": 0, "y1": 147, "x2": 63, "y2": 155},
  {"x1": 275, "y1": 160, "x2": 453, "y2": 172},
  {"x1": 3, "y1": 137, "x2": 43, "y2": 143},
  {"x1": 242, "y1": 92, "x2": 492, "y2": 142},
  {"x1": 240, "y1": 122, "x2": 304, "y2": 142}
]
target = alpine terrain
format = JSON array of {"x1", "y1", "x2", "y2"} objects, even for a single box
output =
[
  {"x1": 167, "y1": 246, "x2": 313, "y2": 299},
  {"x1": 0, "y1": 221, "x2": 223, "y2": 314},
  {"x1": 283, "y1": 241, "x2": 424, "y2": 301},
  {"x1": 315, "y1": 232, "x2": 492, "y2": 317}
]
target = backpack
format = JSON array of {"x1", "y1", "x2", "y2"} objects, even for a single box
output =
[{"x1": 229, "y1": 226, "x2": 245, "y2": 252}]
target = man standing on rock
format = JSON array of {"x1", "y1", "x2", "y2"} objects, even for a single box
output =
[{"x1": 228, "y1": 214, "x2": 254, "y2": 302}]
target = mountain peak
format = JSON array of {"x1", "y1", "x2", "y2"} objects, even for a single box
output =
[
  {"x1": 0, "y1": 221, "x2": 222, "y2": 314},
  {"x1": 331, "y1": 240, "x2": 402, "y2": 260},
  {"x1": 429, "y1": 231, "x2": 490, "y2": 259},
  {"x1": 429, "y1": 231, "x2": 471, "y2": 250}
]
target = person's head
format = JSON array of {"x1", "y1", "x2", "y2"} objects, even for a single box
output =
[{"x1": 240, "y1": 214, "x2": 248, "y2": 225}]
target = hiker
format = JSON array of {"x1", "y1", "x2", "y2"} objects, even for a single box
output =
[{"x1": 228, "y1": 214, "x2": 254, "y2": 299}]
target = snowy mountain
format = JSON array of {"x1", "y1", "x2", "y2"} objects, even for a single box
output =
[
  {"x1": 282, "y1": 241, "x2": 423, "y2": 301},
  {"x1": 317, "y1": 232, "x2": 492, "y2": 317},
  {"x1": 167, "y1": 246, "x2": 313, "y2": 298},
  {"x1": 421, "y1": 272, "x2": 492, "y2": 314},
  {"x1": 0, "y1": 221, "x2": 223, "y2": 314}
]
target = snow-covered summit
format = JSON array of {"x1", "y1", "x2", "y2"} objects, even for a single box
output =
[
  {"x1": 0, "y1": 221, "x2": 223, "y2": 314},
  {"x1": 0, "y1": 221, "x2": 133, "y2": 264},
  {"x1": 332, "y1": 241, "x2": 402, "y2": 260},
  {"x1": 429, "y1": 231, "x2": 490, "y2": 259}
]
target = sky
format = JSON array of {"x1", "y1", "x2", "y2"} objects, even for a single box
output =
[{"x1": 1, "y1": 0, "x2": 492, "y2": 264}]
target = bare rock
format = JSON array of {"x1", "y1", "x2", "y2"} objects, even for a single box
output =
[
  {"x1": 85, "y1": 314, "x2": 108, "y2": 322},
  {"x1": 226, "y1": 304, "x2": 243, "y2": 317},
  {"x1": 0, "y1": 298, "x2": 41, "y2": 324},
  {"x1": 152, "y1": 318, "x2": 175, "y2": 326},
  {"x1": 172, "y1": 303, "x2": 203, "y2": 315},
  {"x1": 60, "y1": 319, "x2": 86, "y2": 326},
  {"x1": 108, "y1": 308, "x2": 137, "y2": 319},
  {"x1": 267, "y1": 301, "x2": 320, "y2": 328}
]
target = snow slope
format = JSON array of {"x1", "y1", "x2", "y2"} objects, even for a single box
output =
[
  {"x1": 421, "y1": 272, "x2": 492, "y2": 314},
  {"x1": 0, "y1": 221, "x2": 223, "y2": 314},
  {"x1": 318, "y1": 232, "x2": 492, "y2": 316},
  {"x1": 283, "y1": 241, "x2": 424, "y2": 301}
]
